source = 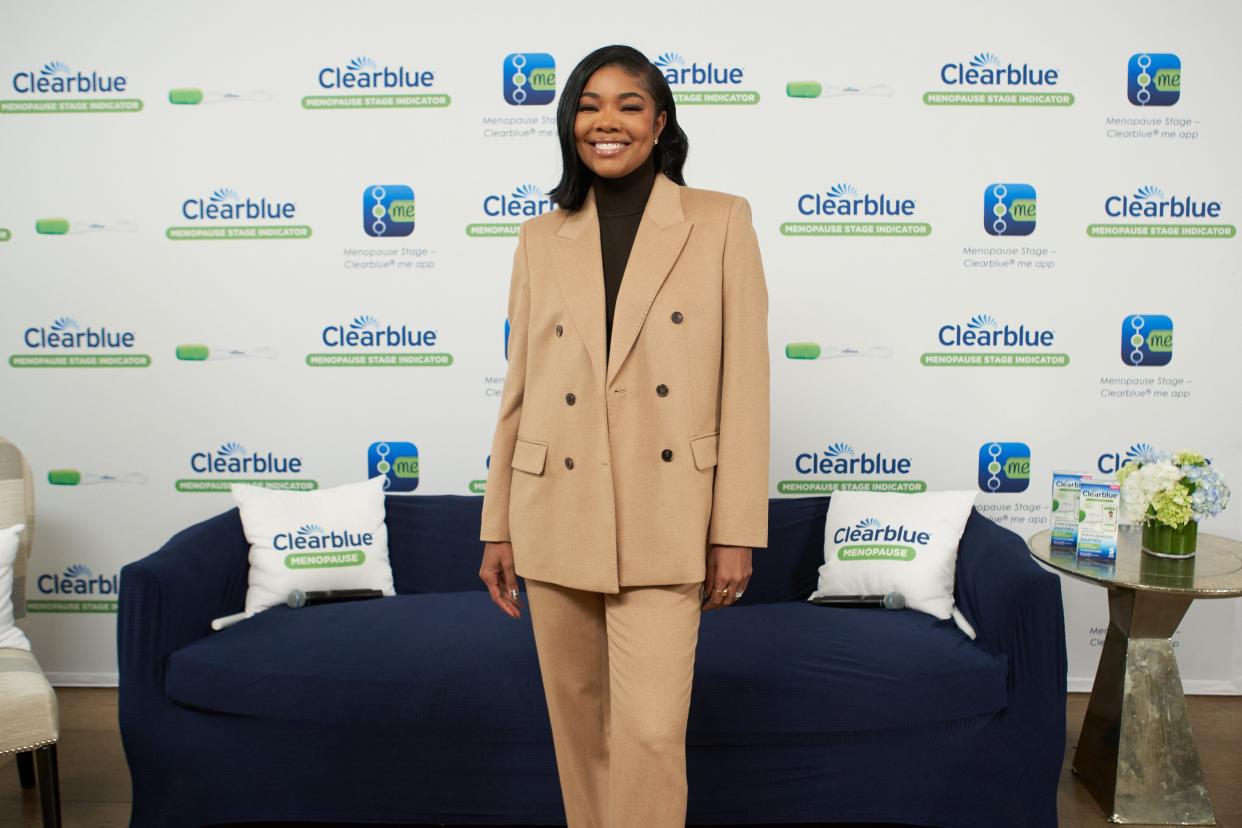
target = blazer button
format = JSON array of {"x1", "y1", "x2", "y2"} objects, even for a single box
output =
[
  {"x1": 565, "y1": 392, "x2": 576, "y2": 405},
  {"x1": 555, "y1": 324, "x2": 563, "y2": 337},
  {"x1": 671, "y1": 311, "x2": 684, "y2": 324},
  {"x1": 661, "y1": 448, "x2": 673, "y2": 462},
  {"x1": 656, "y1": 383, "x2": 669, "y2": 397},
  {"x1": 564, "y1": 457, "x2": 574, "y2": 470}
]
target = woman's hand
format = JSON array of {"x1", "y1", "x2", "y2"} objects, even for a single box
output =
[
  {"x1": 480, "y1": 541, "x2": 525, "y2": 619},
  {"x1": 701, "y1": 545, "x2": 752, "y2": 611}
]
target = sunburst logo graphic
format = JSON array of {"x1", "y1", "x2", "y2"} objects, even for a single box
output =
[
  {"x1": 219, "y1": 441, "x2": 246, "y2": 456},
  {"x1": 50, "y1": 317, "x2": 80, "y2": 331},
  {"x1": 350, "y1": 315, "x2": 382, "y2": 331},
  {"x1": 512, "y1": 183, "x2": 544, "y2": 200},
  {"x1": 297, "y1": 524, "x2": 324, "y2": 536},
  {"x1": 967, "y1": 314, "x2": 999, "y2": 331},
  {"x1": 826, "y1": 183, "x2": 858, "y2": 199},
  {"x1": 64, "y1": 563, "x2": 92, "y2": 579},
  {"x1": 824, "y1": 443, "x2": 856, "y2": 458},
  {"x1": 1125, "y1": 443, "x2": 1162, "y2": 464},
  {"x1": 1134, "y1": 185, "x2": 1165, "y2": 201},
  {"x1": 857, "y1": 518, "x2": 883, "y2": 530},
  {"x1": 653, "y1": 52, "x2": 686, "y2": 69},
  {"x1": 210, "y1": 188, "x2": 241, "y2": 203},
  {"x1": 347, "y1": 57, "x2": 377, "y2": 71},
  {"x1": 970, "y1": 53, "x2": 1003, "y2": 69},
  {"x1": 41, "y1": 61, "x2": 72, "y2": 77}
]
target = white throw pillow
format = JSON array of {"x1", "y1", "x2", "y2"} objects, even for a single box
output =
[
  {"x1": 1, "y1": 523, "x2": 32, "y2": 651},
  {"x1": 231, "y1": 476, "x2": 395, "y2": 614},
  {"x1": 809, "y1": 490, "x2": 979, "y2": 639}
]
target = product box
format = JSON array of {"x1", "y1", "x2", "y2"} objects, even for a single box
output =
[
  {"x1": 1050, "y1": 471, "x2": 1092, "y2": 549},
  {"x1": 1077, "y1": 480, "x2": 1120, "y2": 561}
]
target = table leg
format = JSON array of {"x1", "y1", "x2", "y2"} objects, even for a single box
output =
[{"x1": 1073, "y1": 586, "x2": 1215, "y2": 825}]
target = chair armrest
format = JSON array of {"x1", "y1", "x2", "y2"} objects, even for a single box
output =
[
  {"x1": 954, "y1": 509, "x2": 1068, "y2": 715},
  {"x1": 117, "y1": 507, "x2": 249, "y2": 702}
]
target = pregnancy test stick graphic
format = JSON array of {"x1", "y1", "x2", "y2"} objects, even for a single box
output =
[
  {"x1": 169, "y1": 87, "x2": 274, "y2": 105},
  {"x1": 785, "y1": 343, "x2": 894, "y2": 359},
  {"x1": 786, "y1": 81, "x2": 895, "y2": 99},
  {"x1": 35, "y1": 218, "x2": 138, "y2": 234},
  {"x1": 48, "y1": 469, "x2": 149, "y2": 486},
  {"x1": 175, "y1": 344, "x2": 278, "y2": 361}
]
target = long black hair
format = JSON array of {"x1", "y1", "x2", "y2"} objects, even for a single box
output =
[{"x1": 548, "y1": 45, "x2": 689, "y2": 211}]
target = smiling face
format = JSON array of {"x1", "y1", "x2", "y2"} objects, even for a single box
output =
[{"x1": 574, "y1": 63, "x2": 666, "y2": 179}]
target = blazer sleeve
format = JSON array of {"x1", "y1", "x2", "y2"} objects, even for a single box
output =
[
  {"x1": 708, "y1": 195, "x2": 771, "y2": 549},
  {"x1": 479, "y1": 221, "x2": 532, "y2": 543}
]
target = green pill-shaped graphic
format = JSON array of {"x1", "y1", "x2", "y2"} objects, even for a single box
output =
[
  {"x1": 48, "y1": 469, "x2": 82, "y2": 486},
  {"x1": 786, "y1": 81, "x2": 823, "y2": 99},
  {"x1": 785, "y1": 342, "x2": 822, "y2": 359},
  {"x1": 36, "y1": 218, "x2": 70, "y2": 235},
  {"x1": 176, "y1": 344, "x2": 211, "y2": 361},
  {"x1": 169, "y1": 87, "x2": 204, "y2": 105}
]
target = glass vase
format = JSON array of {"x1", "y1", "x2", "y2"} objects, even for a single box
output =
[{"x1": 1142, "y1": 519, "x2": 1198, "y2": 558}]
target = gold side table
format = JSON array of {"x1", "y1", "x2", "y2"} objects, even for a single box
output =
[{"x1": 1028, "y1": 526, "x2": 1242, "y2": 826}]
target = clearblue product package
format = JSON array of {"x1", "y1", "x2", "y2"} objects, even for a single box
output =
[
  {"x1": 1077, "y1": 480, "x2": 1120, "y2": 561},
  {"x1": 1051, "y1": 471, "x2": 1091, "y2": 549}
]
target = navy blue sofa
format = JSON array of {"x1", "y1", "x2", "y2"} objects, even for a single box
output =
[{"x1": 117, "y1": 494, "x2": 1066, "y2": 828}]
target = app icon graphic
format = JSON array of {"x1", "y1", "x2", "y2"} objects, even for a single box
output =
[
  {"x1": 503, "y1": 53, "x2": 556, "y2": 105},
  {"x1": 1122, "y1": 314, "x2": 1173, "y2": 366},
  {"x1": 363, "y1": 185, "x2": 414, "y2": 237},
  {"x1": 979, "y1": 442, "x2": 1031, "y2": 493},
  {"x1": 368, "y1": 441, "x2": 419, "y2": 491},
  {"x1": 984, "y1": 183, "x2": 1036, "y2": 236},
  {"x1": 1128, "y1": 53, "x2": 1180, "y2": 106}
]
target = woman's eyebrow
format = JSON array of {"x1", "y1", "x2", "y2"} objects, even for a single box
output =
[{"x1": 579, "y1": 90, "x2": 646, "y2": 101}]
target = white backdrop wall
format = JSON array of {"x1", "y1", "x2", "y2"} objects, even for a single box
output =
[{"x1": 2, "y1": 0, "x2": 1239, "y2": 691}]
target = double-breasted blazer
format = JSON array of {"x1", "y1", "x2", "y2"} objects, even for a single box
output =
[{"x1": 480, "y1": 170, "x2": 770, "y2": 594}]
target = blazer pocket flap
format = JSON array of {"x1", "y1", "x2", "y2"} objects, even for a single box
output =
[
  {"x1": 510, "y1": 438, "x2": 548, "y2": 475},
  {"x1": 689, "y1": 432, "x2": 719, "y2": 471}
]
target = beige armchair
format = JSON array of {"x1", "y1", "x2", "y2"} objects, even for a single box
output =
[{"x1": 0, "y1": 437, "x2": 62, "y2": 827}]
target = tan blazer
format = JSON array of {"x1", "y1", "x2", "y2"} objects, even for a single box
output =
[{"x1": 480, "y1": 171, "x2": 770, "y2": 593}]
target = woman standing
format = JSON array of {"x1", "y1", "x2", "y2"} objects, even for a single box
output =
[{"x1": 479, "y1": 44, "x2": 770, "y2": 828}]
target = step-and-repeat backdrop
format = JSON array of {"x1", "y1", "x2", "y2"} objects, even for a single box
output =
[{"x1": 3, "y1": 1, "x2": 1239, "y2": 689}]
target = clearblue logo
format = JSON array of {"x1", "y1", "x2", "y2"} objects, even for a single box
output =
[
  {"x1": 485, "y1": 183, "x2": 553, "y2": 218},
  {"x1": 11, "y1": 316, "x2": 150, "y2": 369},
  {"x1": 652, "y1": 52, "x2": 757, "y2": 105},
  {"x1": 181, "y1": 187, "x2": 296, "y2": 221},
  {"x1": 23, "y1": 317, "x2": 134, "y2": 349},
  {"x1": 984, "y1": 183, "x2": 1036, "y2": 236},
  {"x1": 318, "y1": 56, "x2": 435, "y2": 90},
  {"x1": 368, "y1": 441, "x2": 420, "y2": 492},
  {"x1": 30, "y1": 563, "x2": 119, "y2": 613},
  {"x1": 1091, "y1": 185, "x2": 1233, "y2": 238},
  {"x1": 177, "y1": 442, "x2": 316, "y2": 492},
  {"x1": 1122, "y1": 314, "x2": 1173, "y2": 366},
  {"x1": 783, "y1": 183, "x2": 930, "y2": 237},
  {"x1": 1098, "y1": 443, "x2": 1161, "y2": 475},
  {"x1": 1128, "y1": 53, "x2": 1180, "y2": 106},
  {"x1": 321, "y1": 315, "x2": 437, "y2": 348},
  {"x1": 1105, "y1": 186, "x2": 1221, "y2": 219},
  {"x1": 273, "y1": 524, "x2": 374, "y2": 551},
  {"x1": 308, "y1": 315, "x2": 452, "y2": 368},
  {"x1": 779, "y1": 442, "x2": 925, "y2": 494},
  {"x1": 937, "y1": 314, "x2": 1056, "y2": 348},
  {"x1": 364, "y1": 185, "x2": 415, "y2": 237},
  {"x1": 833, "y1": 517, "x2": 928, "y2": 562},
  {"x1": 940, "y1": 53, "x2": 1059, "y2": 87},
  {"x1": 11, "y1": 61, "x2": 128, "y2": 94},
  {"x1": 503, "y1": 53, "x2": 555, "y2": 105},
  {"x1": 979, "y1": 442, "x2": 1031, "y2": 493}
]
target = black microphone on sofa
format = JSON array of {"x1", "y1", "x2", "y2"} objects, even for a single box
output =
[
  {"x1": 287, "y1": 588, "x2": 384, "y2": 609},
  {"x1": 810, "y1": 592, "x2": 906, "y2": 609}
]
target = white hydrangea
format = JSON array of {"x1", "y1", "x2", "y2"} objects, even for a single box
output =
[{"x1": 1119, "y1": 459, "x2": 1183, "y2": 523}]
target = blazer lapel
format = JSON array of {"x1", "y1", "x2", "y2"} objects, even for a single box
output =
[{"x1": 550, "y1": 171, "x2": 693, "y2": 392}]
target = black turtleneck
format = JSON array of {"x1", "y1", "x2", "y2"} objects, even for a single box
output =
[{"x1": 591, "y1": 152, "x2": 657, "y2": 361}]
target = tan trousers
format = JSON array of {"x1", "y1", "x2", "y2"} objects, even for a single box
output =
[{"x1": 523, "y1": 577, "x2": 703, "y2": 828}]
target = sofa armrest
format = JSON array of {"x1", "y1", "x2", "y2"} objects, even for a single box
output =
[
  {"x1": 117, "y1": 507, "x2": 249, "y2": 703},
  {"x1": 954, "y1": 509, "x2": 1068, "y2": 715}
]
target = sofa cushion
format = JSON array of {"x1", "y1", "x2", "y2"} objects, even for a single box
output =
[{"x1": 166, "y1": 591, "x2": 1007, "y2": 742}]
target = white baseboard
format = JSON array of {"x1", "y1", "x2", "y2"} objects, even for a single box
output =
[{"x1": 47, "y1": 672, "x2": 119, "y2": 687}]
